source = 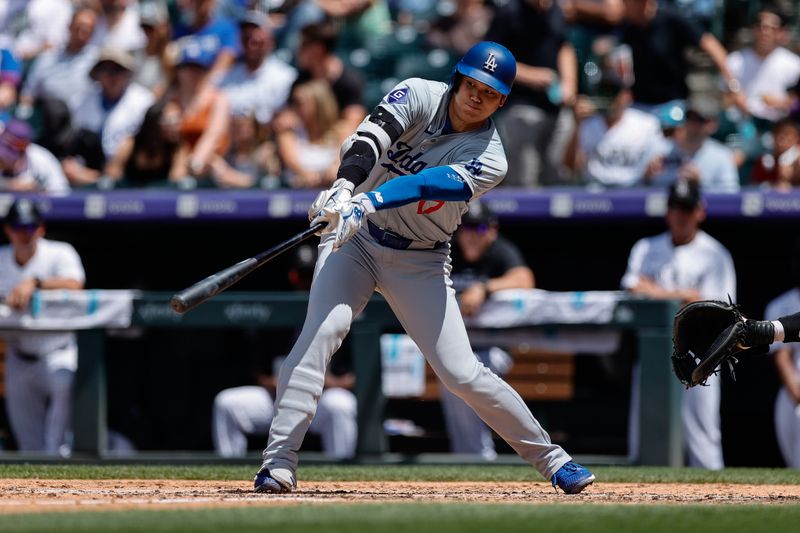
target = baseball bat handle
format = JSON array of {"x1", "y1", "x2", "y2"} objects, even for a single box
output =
[{"x1": 170, "y1": 222, "x2": 325, "y2": 314}]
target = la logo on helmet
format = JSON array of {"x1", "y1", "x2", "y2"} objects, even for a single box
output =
[{"x1": 483, "y1": 53, "x2": 497, "y2": 72}]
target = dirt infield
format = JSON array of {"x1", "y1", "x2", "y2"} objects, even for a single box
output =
[{"x1": 1, "y1": 479, "x2": 800, "y2": 513}]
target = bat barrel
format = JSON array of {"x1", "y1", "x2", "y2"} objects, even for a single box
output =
[
  {"x1": 169, "y1": 222, "x2": 325, "y2": 314},
  {"x1": 170, "y1": 258, "x2": 259, "y2": 314}
]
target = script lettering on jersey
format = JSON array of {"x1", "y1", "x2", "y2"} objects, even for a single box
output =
[{"x1": 382, "y1": 141, "x2": 429, "y2": 176}]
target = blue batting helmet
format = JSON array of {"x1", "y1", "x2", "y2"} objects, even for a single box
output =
[{"x1": 455, "y1": 41, "x2": 516, "y2": 96}]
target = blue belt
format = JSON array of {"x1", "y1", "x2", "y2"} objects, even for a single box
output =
[{"x1": 367, "y1": 220, "x2": 446, "y2": 250}]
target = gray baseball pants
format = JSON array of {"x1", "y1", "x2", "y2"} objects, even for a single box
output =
[{"x1": 261, "y1": 228, "x2": 571, "y2": 479}]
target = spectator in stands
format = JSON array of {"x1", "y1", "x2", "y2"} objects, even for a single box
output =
[
  {"x1": 620, "y1": 0, "x2": 738, "y2": 111},
  {"x1": 63, "y1": 47, "x2": 155, "y2": 187},
  {"x1": 0, "y1": 120, "x2": 70, "y2": 194},
  {"x1": 725, "y1": 6, "x2": 800, "y2": 125},
  {"x1": 0, "y1": 44, "x2": 21, "y2": 124},
  {"x1": 294, "y1": 21, "x2": 367, "y2": 140},
  {"x1": 562, "y1": 62, "x2": 664, "y2": 187},
  {"x1": 1, "y1": 0, "x2": 73, "y2": 61},
  {"x1": 220, "y1": 10, "x2": 298, "y2": 127},
  {"x1": 17, "y1": 5, "x2": 100, "y2": 118},
  {"x1": 621, "y1": 181, "x2": 735, "y2": 470},
  {"x1": 486, "y1": 0, "x2": 578, "y2": 187},
  {"x1": 212, "y1": 244, "x2": 357, "y2": 459},
  {"x1": 646, "y1": 100, "x2": 740, "y2": 192},
  {"x1": 209, "y1": 113, "x2": 280, "y2": 188},
  {"x1": 716, "y1": 7, "x2": 800, "y2": 177},
  {"x1": 750, "y1": 118, "x2": 800, "y2": 191},
  {"x1": 443, "y1": 200, "x2": 533, "y2": 460},
  {"x1": 765, "y1": 240, "x2": 800, "y2": 468},
  {"x1": 172, "y1": 0, "x2": 240, "y2": 87},
  {"x1": 134, "y1": 0, "x2": 173, "y2": 99},
  {"x1": 426, "y1": 0, "x2": 492, "y2": 55},
  {"x1": 108, "y1": 100, "x2": 177, "y2": 186},
  {"x1": 0, "y1": 199, "x2": 85, "y2": 455},
  {"x1": 30, "y1": 98, "x2": 76, "y2": 162},
  {"x1": 165, "y1": 41, "x2": 231, "y2": 184},
  {"x1": 89, "y1": 0, "x2": 147, "y2": 52},
  {"x1": 276, "y1": 79, "x2": 341, "y2": 188}
]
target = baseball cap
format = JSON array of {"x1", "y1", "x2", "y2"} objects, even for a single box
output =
[
  {"x1": 139, "y1": 1, "x2": 169, "y2": 26},
  {"x1": 239, "y1": 10, "x2": 271, "y2": 31},
  {"x1": 654, "y1": 100, "x2": 686, "y2": 129},
  {"x1": 667, "y1": 181, "x2": 702, "y2": 210},
  {"x1": 462, "y1": 201, "x2": 498, "y2": 227},
  {"x1": 4, "y1": 198, "x2": 44, "y2": 228},
  {"x1": 0, "y1": 119, "x2": 32, "y2": 165},
  {"x1": 90, "y1": 47, "x2": 136, "y2": 79},
  {"x1": 175, "y1": 39, "x2": 215, "y2": 69}
]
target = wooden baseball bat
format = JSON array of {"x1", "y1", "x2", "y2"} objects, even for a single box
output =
[{"x1": 170, "y1": 222, "x2": 325, "y2": 314}]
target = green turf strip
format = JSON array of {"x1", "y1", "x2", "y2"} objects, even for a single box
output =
[
  {"x1": 1, "y1": 504, "x2": 799, "y2": 533},
  {"x1": 1, "y1": 465, "x2": 800, "y2": 484}
]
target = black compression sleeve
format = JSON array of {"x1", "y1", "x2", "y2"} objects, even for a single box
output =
[
  {"x1": 337, "y1": 106, "x2": 405, "y2": 187},
  {"x1": 778, "y1": 312, "x2": 800, "y2": 343},
  {"x1": 336, "y1": 139, "x2": 376, "y2": 187}
]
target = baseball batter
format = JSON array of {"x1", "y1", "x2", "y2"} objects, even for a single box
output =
[
  {"x1": 254, "y1": 41, "x2": 595, "y2": 495},
  {"x1": 1, "y1": 199, "x2": 85, "y2": 454}
]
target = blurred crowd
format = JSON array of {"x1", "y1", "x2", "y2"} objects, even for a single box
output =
[{"x1": 0, "y1": 0, "x2": 799, "y2": 193}]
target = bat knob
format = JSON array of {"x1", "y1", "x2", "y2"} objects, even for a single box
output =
[{"x1": 170, "y1": 295, "x2": 188, "y2": 314}]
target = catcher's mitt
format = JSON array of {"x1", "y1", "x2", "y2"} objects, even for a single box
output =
[{"x1": 671, "y1": 300, "x2": 772, "y2": 388}]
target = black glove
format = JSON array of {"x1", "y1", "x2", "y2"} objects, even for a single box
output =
[{"x1": 671, "y1": 300, "x2": 773, "y2": 388}]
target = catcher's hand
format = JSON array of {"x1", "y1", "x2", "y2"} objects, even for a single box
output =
[{"x1": 671, "y1": 300, "x2": 774, "y2": 388}]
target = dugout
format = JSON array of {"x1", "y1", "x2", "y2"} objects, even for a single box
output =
[{"x1": 0, "y1": 187, "x2": 795, "y2": 466}]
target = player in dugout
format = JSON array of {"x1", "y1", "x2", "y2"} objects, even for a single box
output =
[{"x1": 252, "y1": 41, "x2": 595, "y2": 495}]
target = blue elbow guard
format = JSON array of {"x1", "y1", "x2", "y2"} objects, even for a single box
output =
[{"x1": 367, "y1": 167, "x2": 471, "y2": 210}]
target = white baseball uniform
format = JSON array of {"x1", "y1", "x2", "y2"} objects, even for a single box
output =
[
  {"x1": 621, "y1": 230, "x2": 736, "y2": 469},
  {"x1": 765, "y1": 288, "x2": 800, "y2": 468},
  {"x1": 213, "y1": 386, "x2": 356, "y2": 458},
  {"x1": 0, "y1": 238, "x2": 85, "y2": 454},
  {"x1": 259, "y1": 77, "x2": 572, "y2": 484}
]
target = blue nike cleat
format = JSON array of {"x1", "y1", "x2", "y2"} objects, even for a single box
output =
[
  {"x1": 254, "y1": 470, "x2": 292, "y2": 493},
  {"x1": 551, "y1": 461, "x2": 595, "y2": 494}
]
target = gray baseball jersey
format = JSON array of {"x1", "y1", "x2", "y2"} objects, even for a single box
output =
[
  {"x1": 355, "y1": 78, "x2": 508, "y2": 245},
  {"x1": 259, "y1": 77, "x2": 571, "y2": 487}
]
